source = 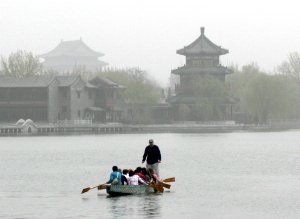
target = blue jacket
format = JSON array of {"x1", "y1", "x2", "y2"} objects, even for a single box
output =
[{"x1": 107, "y1": 171, "x2": 122, "y2": 185}]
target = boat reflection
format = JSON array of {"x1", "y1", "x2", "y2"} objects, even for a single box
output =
[{"x1": 107, "y1": 194, "x2": 161, "y2": 218}]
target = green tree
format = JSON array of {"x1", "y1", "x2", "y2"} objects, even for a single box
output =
[
  {"x1": 95, "y1": 68, "x2": 161, "y2": 124},
  {"x1": 96, "y1": 68, "x2": 161, "y2": 105},
  {"x1": 240, "y1": 73, "x2": 297, "y2": 124},
  {"x1": 1, "y1": 50, "x2": 42, "y2": 77}
]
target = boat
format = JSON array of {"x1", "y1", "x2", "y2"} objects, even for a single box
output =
[
  {"x1": 106, "y1": 184, "x2": 156, "y2": 196},
  {"x1": 81, "y1": 177, "x2": 174, "y2": 196}
]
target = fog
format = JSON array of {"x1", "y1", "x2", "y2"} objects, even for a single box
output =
[{"x1": 0, "y1": 0, "x2": 300, "y2": 85}]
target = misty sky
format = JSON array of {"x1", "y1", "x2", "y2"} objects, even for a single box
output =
[{"x1": 1, "y1": 0, "x2": 299, "y2": 86}]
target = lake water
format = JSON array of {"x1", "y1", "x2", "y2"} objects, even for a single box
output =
[{"x1": 1, "y1": 131, "x2": 300, "y2": 219}]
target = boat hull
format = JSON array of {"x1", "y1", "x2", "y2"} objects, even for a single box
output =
[{"x1": 106, "y1": 185, "x2": 155, "y2": 196}]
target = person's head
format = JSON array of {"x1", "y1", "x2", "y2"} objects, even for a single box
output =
[
  {"x1": 149, "y1": 139, "x2": 154, "y2": 146},
  {"x1": 129, "y1": 170, "x2": 134, "y2": 177},
  {"x1": 134, "y1": 167, "x2": 142, "y2": 174},
  {"x1": 123, "y1": 169, "x2": 128, "y2": 175},
  {"x1": 112, "y1": 166, "x2": 118, "y2": 172},
  {"x1": 141, "y1": 167, "x2": 148, "y2": 175}
]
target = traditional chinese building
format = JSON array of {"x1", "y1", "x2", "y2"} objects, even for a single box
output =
[
  {"x1": 39, "y1": 39, "x2": 107, "y2": 73},
  {"x1": 169, "y1": 27, "x2": 233, "y2": 120},
  {"x1": 0, "y1": 75, "x2": 123, "y2": 123}
]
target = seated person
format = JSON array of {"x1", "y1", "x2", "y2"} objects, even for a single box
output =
[
  {"x1": 106, "y1": 166, "x2": 122, "y2": 185},
  {"x1": 128, "y1": 170, "x2": 148, "y2": 185},
  {"x1": 134, "y1": 167, "x2": 148, "y2": 183},
  {"x1": 121, "y1": 169, "x2": 129, "y2": 185}
]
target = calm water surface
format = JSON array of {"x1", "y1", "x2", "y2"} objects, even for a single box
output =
[{"x1": 1, "y1": 131, "x2": 300, "y2": 218}]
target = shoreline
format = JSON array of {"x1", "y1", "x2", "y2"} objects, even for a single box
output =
[{"x1": 0, "y1": 122, "x2": 297, "y2": 136}]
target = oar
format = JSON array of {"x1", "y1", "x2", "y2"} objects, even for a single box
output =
[
  {"x1": 97, "y1": 184, "x2": 108, "y2": 190},
  {"x1": 163, "y1": 177, "x2": 175, "y2": 183},
  {"x1": 158, "y1": 181, "x2": 171, "y2": 189},
  {"x1": 151, "y1": 183, "x2": 164, "y2": 193},
  {"x1": 81, "y1": 183, "x2": 106, "y2": 194}
]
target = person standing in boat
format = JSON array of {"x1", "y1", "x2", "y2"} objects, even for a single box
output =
[{"x1": 142, "y1": 139, "x2": 161, "y2": 177}]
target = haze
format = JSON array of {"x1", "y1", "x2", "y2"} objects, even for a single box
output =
[{"x1": 0, "y1": 0, "x2": 299, "y2": 85}]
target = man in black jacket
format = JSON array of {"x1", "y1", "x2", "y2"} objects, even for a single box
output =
[{"x1": 142, "y1": 139, "x2": 161, "y2": 177}]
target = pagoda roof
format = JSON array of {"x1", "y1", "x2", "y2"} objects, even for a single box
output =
[
  {"x1": 177, "y1": 27, "x2": 228, "y2": 56},
  {"x1": 40, "y1": 39, "x2": 104, "y2": 58},
  {"x1": 171, "y1": 65, "x2": 233, "y2": 75}
]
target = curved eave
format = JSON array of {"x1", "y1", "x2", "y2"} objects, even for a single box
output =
[
  {"x1": 39, "y1": 52, "x2": 105, "y2": 58},
  {"x1": 176, "y1": 49, "x2": 228, "y2": 56},
  {"x1": 171, "y1": 66, "x2": 233, "y2": 75},
  {"x1": 177, "y1": 34, "x2": 229, "y2": 56}
]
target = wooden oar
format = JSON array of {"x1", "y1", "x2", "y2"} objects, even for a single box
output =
[
  {"x1": 158, "y1": 181, "x2": 171, "y2": 189},
  {"x1": 81, "y1": 183, "x2": 106, "y2": 194},
  {"x1": 151, "y1": 183, "x2": 164, "y2": 193},
  {"x1": 163, "y1": 177, "x2": 175, "y2": 183},
  {"x1": 97, "y1": 184, "x2": 108, "y2": 190}
]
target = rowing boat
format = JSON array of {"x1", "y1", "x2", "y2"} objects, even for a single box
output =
[{"x1": 106, "y1": 184, "x2": 155, "y2": 196}]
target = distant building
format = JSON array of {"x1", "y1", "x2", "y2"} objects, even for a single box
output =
[
  {"x1": 39, "y1": 39, "x2": 108, "y2": 73},
  {"x1": 169, "y1": 27, "x2": 233, "y2": 120},
  {"x1": 0, "y1": 75, "x2": 123, "y2": 123}
]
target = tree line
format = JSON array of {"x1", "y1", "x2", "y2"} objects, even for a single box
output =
[{"x1": 1, "y1": 50, "x2": 300, "y2": 124}]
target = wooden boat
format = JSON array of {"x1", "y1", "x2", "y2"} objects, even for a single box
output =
[
  {"x1": 106, "y1": 184, "x2": 155, "y2": 196},
  {"x1": 81, "y1": 177, "x2": 174, "y2": 196}
]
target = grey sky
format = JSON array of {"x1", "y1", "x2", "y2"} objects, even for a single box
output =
[{"x1": 0, "y1": 0, "x2": 299, "y2": 85}]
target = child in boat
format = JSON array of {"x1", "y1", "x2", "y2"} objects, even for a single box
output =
[
  {"x1": 106, "y1": 166, "x2": 122, "y2": 185},
  {"x1": 128, "y1": 169, "x2": 148, "y2": 185},
  {"x1": 141, "y1": 167, "x2": 151, "y2": 183},
  {"x1": 122, "y1": 169, "x2": 129, "y2": 185},
  {"x1": 134, "y1": 167, "x2": 148, "y2": 183}
]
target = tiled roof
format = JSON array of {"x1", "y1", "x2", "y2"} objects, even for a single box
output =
[
  {"x1": 40, "y1": 39, "x2": 104, "y2": 58},
  {"x1": 56, "y1": 75, "x2": 80, "y2": 86},
  {"x1": 0, "y1": 75, "x2": 55, "y2": 87},
  {"x1": 171, "y1": 65, "x2": 233, "y2": 75},
  {"x1": 89, "y1": 77, "x2": 125, "y2": 89},
  {"x1": 177, "y1": 27, "x2": 228, "y2": 56}
]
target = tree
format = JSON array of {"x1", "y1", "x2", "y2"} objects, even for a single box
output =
[
  {"x1": 95, "y1": 67, "x2": 162, "y2": 124},
  {"x1": 240, "y1": 73, "x2": 297, "y2": 124},
  {"x1": 277, "y1": 52, "x2": 300, "y2": 80},
  {"x1": 0, "y1": 50, "x2": 42, "y2": 77},
  {"x1": 96, "y1": 67, "x2": 161, "y2": 105}
]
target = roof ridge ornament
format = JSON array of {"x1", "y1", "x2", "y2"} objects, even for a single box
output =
[{"x1": 201, "y1": 27, "x2": 205, "y2": 35}]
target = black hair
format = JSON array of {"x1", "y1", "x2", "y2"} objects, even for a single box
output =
[
  {"x1": 123, "y1": 169, "x2": 128, "y2": 174},
  {"x1": 129, "y1": 170, "x2": 134, "y2": 177},
  {"x1": 112, "y1": 166, "x2": 118, "y2": 171}
]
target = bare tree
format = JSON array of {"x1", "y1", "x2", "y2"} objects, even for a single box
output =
[
  {"x1": 278, "y1": 52, "x2": 300, "y2": 80},
  {"x1": 0, "y1": 50, "x2": 42, "y2": 78}
]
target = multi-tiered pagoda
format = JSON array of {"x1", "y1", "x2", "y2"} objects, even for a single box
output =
[
  {"x1": 169, "y1": 27, "x2": 233, "y2": 119},
  {"x1": 169, "y1": 27, "x2": 232, "y2": 120}
]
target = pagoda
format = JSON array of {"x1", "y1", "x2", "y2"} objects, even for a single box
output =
[
  {"x1": 169, "y1": 27, "x2": 232, "y2": 104},
  {"x1": 168, "y1": 27, "x2": 233, "y2": 120},
  {"x1": 40, "y1": 39, "x2": 107, "y2": 73}
]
